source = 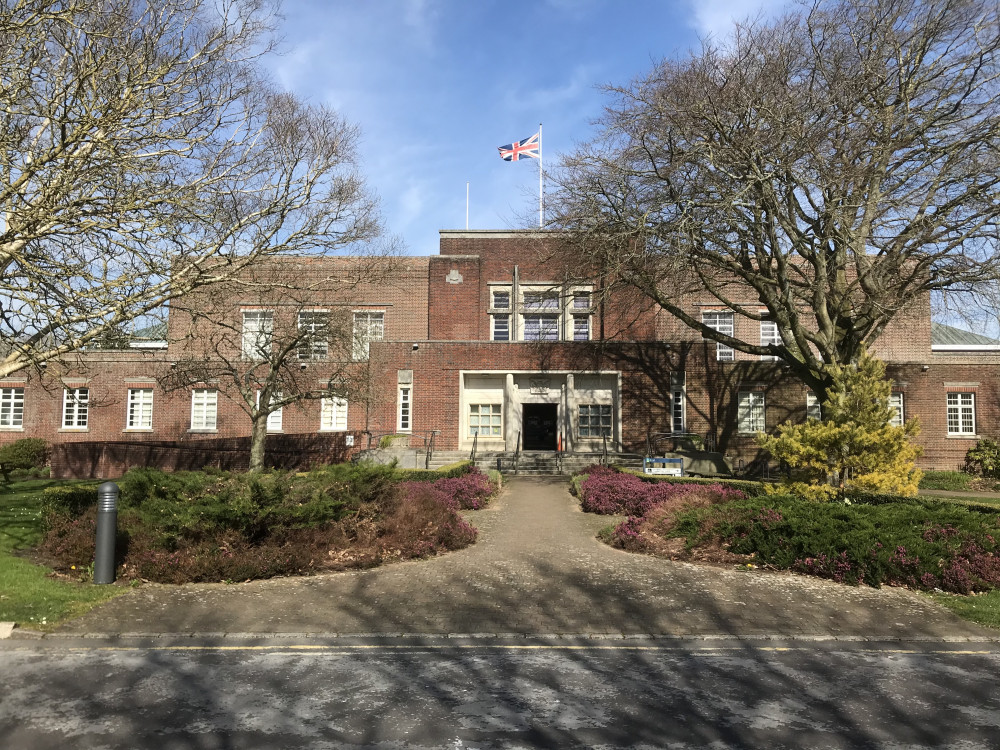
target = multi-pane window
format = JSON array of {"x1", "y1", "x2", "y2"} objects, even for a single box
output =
[
  {"x1": 947, "y1": 392, "x2": 975, "y2": 435},
  {"x1": 190, "y1": 389, "x2": 218, "y2": 430},
  {"x1": 297, "y1": 311, "x2": 330, "y2": 361},
  {"x1": 241, "y1": 310, "x2": 273, "y2": 360},
  {"x1": 320, "y1": 397, "x2": 348, "y2": 431},
  {"x1": 523, "y1": 314, "x2": 560, "y2": 341},
  {"x1": 62, "y1": 388, "x2": 89, "y2": 429},
  {"x1": 889, "y1": 392, "x2": 904, "y2": 428},
  {"x1": 572, "y1": 315, "x2": 590, "y2": 341},
  {"x1": 702, "y1": 311, "x2": 734, "y2": 361},
  {"x1": 352, "y1": 311, "x2": 384, "y2": 360},
  {"x1": 469, "y1": 404, "x2": 502, "y2": 437},
  {"x1": 806, "y1": 392, "x2": 823, "y2": 421},
  {"x1": 579, "y1": 404, "x2": 612, "y2": 438},
  {"x1": 572, "y1": 292, "x2": 591, "y2": 310},
  {"x1": 127, "y1": 388, "x2": 153, "y2": 429},
  {"x1": 256, "y1": 391, "x2": 283, "y2": 431},
  {"x1": 522, "y1": 290, "x2": 560, "y2": 310},
  {"x1": 760, "y1": 320, "x2": 781, "y2": 361},
  {"x1": 491, "y1": 290, "x2": 510, "y2": 310},
  {"x1": 0, "y1": 387, "x2": 24, "y2": 428},
  {"x1": 491, "y1": 314, "x2": 510, "y2": 341},
  {"x1": 672, "y1": 389, "x2": 685, "y2": 433},
  {"x1": 398, "y1": 387, "x2": 411, "y2": 432},
  {"x1": 737, "y1": 390, "x2": 766, "y2": 433}
]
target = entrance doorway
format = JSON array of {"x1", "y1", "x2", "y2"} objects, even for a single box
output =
[{"x1": 522, "y1": 403, "x2": 558, "y2": 450}]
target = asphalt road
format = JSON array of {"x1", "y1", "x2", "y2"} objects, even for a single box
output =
[{"x1": 3, "y1": 635, "x2": 1000, "y2": 749}]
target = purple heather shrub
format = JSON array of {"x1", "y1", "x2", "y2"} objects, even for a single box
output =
[
  {"x1": 432, "y1": 471, "x2": 495, "y2": 510},
  {"x1": 580, "y1": 472, "x2": 745, "y2": 516}
]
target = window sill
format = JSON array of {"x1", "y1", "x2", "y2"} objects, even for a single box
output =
[
  {"x1": 188, "y1": 429, "x2": 218, "y2": 434},
  {"x1": 58, "y1": 428, "x2": 89, "y2": 433},
  {"x1": 123, "y1": 428, "x2": 153, "y2": 433},
  {"x1": 319, "y1": 428, "x2": 347, "y2": 433},
  {"x1": 946, "y1": 434, "x2": 980, "y2": 439},
  {"x1": 0, "y1": 426, "x2": 25, "y2": 431}
]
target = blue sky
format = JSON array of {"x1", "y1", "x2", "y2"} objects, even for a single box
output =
[{"x1": 267, "y1": 0, "x2": 786, "y2": 255}]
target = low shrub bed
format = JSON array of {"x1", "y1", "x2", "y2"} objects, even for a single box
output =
[
  {"x1": 629, "y1": 494, "x2": 1000, "y2": 594},
  {"x1": 37, "y1": 463, "x2": 499, "y2": 584},
  {"x1": 576, "y1": 466, "x2": 746, "y2": 516}
]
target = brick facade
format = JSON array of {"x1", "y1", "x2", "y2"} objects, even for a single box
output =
[{"x1": 3, "y1": 230, "x2": 997, "y2": 476}]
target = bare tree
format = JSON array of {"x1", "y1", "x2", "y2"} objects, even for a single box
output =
[
  {"x1": 552, "y1": 0, "x2": 1000, "y2": 398},
  {"x1": 0, "y1": 0, "x2": 381, "y2": 378},
  {"x1": 162, "y1": 259, "x2": 395, "y2": 471}
]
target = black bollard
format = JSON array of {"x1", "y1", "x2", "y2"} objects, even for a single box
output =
[{"x1": 94, "y1": 481, "x2": 119, "y2": 584}]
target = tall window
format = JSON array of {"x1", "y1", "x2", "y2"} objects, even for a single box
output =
[
  {"x1": 491, "y1": 314, "x2": 510, "y2": 341},
  {"x1": 0, "y1": 387, "x2": 23, "y2": 428},
  {"x1": 702, "y1": 311, "x2": 734, "y2": 361},
  {"x1": 397, "y1": 387, "x2": 411, "y2": 432},
  {"x1": 672, "y1": 389, "x2": 685, "y2": 433},
  {"x1": 62, "y1": 388, "x2": 89, "y2": 429},
  {"x1": 947, "y1": 393, "x2": 975, "y2": 435},
  {"x1": 320, "y1": 397, "x2": 348, "y2": 431},
  {"x1": 256, "y1": 391, "x2": 283, "y2": 431},
  {"x1": 579, "y1": 404, "x2": 612, "y2": 438},
  {"x1": 297, "y1": 311, "x2": 329, "y2": 361},
  {"x1": 889, "y1": 392, "x2": 904, "y2": 428},
  {"x1": 353, "y1": 311, "x2": 384, "y2": 360},
  {"x1": 241, "y1": 310, "x2": 273, "y2": 359},
  {"x1": 523, "y1": 315, "x2": 559, "y2": 341},
  {"x1": 190, "y1": 389, "x2": 218, "y2": 430},
  {"x1": 806, "y1": 392, "x2": 823, "y2": 421},
  {"x1": 572, "y1": 315, "x2": 590, "y2": 341},
  {"x1": 737, "y1": 390, "x2": 766, "y2": 433},
  {"x1": 490, "y1": 289, "x2": 511, "y2": 341},
  {"x1": 469, "y1": 404, "x2": 502, "y2": 437},
  {"x1": 760, "y1": 320, "x2": 781, "y2": 361},
  {"x1": 127, "y1": 388, "x2": 153, "y2": 429}
]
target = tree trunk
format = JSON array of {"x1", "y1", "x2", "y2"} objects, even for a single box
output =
[{"x1": 249, "y1": 415, "x2": 268, "y2": 472}]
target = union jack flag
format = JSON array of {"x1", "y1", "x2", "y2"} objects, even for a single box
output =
[{"x1": 498, "y1": 132, "x2": 540, "y2": 161}]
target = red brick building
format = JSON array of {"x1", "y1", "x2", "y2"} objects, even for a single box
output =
[{"x1": 3, "y1": 230, "x2": 998, "y2": 476}]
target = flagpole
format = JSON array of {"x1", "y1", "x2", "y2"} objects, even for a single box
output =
[
  {"x1": 538, "y1": 123, "x2": 543, "y2": 228},
  {"x1": 466, "y1": 181, "x2": 469, "y2": 230}
]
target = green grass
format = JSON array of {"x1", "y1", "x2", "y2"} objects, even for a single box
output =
[
  {"x1": 0, "y1": 479, "x2": 122, "y2": 628},
  {"x1": 929, "y1": 590, "x2": 1000, "y2": 629},
  {"x1": 919, "y1": 470, "x2": 974, "y2": 491}
]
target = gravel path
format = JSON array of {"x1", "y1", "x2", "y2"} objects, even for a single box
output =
[{"x1": 50, "y1": 477, "x2": 995, "y2": 638}]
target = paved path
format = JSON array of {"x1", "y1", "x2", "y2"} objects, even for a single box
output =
[{"x1": 49, "y1": 477, "x2": 995, "y2": 638}]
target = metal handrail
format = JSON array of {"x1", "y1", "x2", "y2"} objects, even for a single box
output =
[
  {"x1": 425, "y1": 430, "x2": 439, "y2": 470},
  {"x1": 514, "y1": 430, "x2": 521, "y2": 475},
  {"x1": 470, "y1": 432, "x2": 478, "y2": 465},
  {"x1": 602, "y1": 433, "x2": 609, "y2": 467}
]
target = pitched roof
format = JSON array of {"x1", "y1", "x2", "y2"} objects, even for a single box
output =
[{"x1": 931, "y1": 322, "x2": 1000, "y2": 348}]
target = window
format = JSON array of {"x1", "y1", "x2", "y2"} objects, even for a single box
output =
[
  {"x1": 737, "y1": 390, "x2": 766, "y2": 433},
  {"x1": 469, "y1": 404, "x2": 502, "y2": 437},
  {"x1": 190, "y1": 389, "x2": 218, "y2": 430},
  {"x1": 256, "y1": 391, "x2": 283, "y2": 432},
  {"x1": 491, "y1": 314, "x2": 510, "y2": 342},
  {"x1": 522, "y1": 290, "x2": 559, "y2": 310},
  {"x1": 397, "y1": 387, "x2": 411, "y2": 432},
  {"x1": 297, "y1": 311, "x2": 329, "y2": 361},
  {"x1": 760, "y1": 320, "x2": 781, "y2": 361},
  {"x1": 491, "y1": 290, "x2": 510, "y2": 310},
  {"x1": 572, "y1": 315, "x2": 590, "y2": 341},
  {"x1": 320, "y1": 397, "x2": 348, "y2": 431},
  {"x1": 62, "y1": 388, "x2": 89, "y2": 429},
  {"x1": 353, "y1": 311, "x2": 384, "y2": 360},
  {"x1": 241, "y1": 310, "x2": 273, "y2": 359},
  {"x1": 523, "y1": 314, "x2": 559, "y2": 341},
  {"x1": 579, "y1": 404, "x2": 612, "y2": 438},
  {"x1": 702, "y1": 311, "x2": 734, "y2": 361},
  {"x1": 572, "y1": 292, "x2": 591, "y2": 310},
  {"x1": 0, "y1": 387, "x2": 23, "y2": 428},
  {"x1": 806, "y1": 392, "x2": 822, "y2": 421},
  {"x1": 672, "y1": 389, "x2": 685, "y2": 434},
  {"x1": 889, "y1": 392, "x2": 904, "y2": 428},
  {"x1": 127, "y1": 388, "x2": 153, "y2": 429},
  {"x1": 947, "y1": 392, "x2": 975, "y2": 435}
]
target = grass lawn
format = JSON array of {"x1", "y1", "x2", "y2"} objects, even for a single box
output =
[
  {"x1": 0, "y1": 479, "x2": 123, "y2": 629},
  {"x1": 929, "y1": 590, "x2": 1000, "y2": 629}
]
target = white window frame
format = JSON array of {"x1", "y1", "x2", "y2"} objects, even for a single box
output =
[
  {"x1": 491, "y1": 289, "x2": 511, "y2": 310},
  {"x1": 468, "y1": 403, "x2": 502, "y2": 438},
  {"x1": 297, "y1": 311, "x2": 330, "y2": 361},
  {"x1": 578, "y1": 404, "x2": 612, "y2": 438},
  {"x1": 889, "y1": 392, "x2": 904, "y2": 428},
  {"x1": 737, "y1": 390, "x2": 766, "y2": 433},
  {"x1": 256, "y1": 391, "x2": 283, "y2": 432},
  {"x1": 522, "y1": 314, "x2": 560, "y2": 341},
  {"x1": 126, "y1": 388, "x2": 154, "y2": 430},
  {"x1": 0, "y1": 387, "x2": 24, "y2": 428},
  {"x1": 320, "y1": 397, "x2": 348, "y2": 432},
  {"x1": 190, "y1": 388, "x2": 218, "y2": 431},
  {"x1": 241, "y1": 310, "x2": 273, "y2": 360},
  {"x1": 947, "y1": 392, "x2": 976, "y2": 435},
  {"x1": 491, "y1": 313, "x2": 510, "y2": 342},
  {"x1": 703, "y1": 311, "x2": 735, "y2": 361},
  {"x1": 672, "y1": 388, "x2": 686, "y2": 434},
  {"x1": 806, "y1": 392, "x2": 822, "y2": 421},
  {"x1": 61, "y1": 388, "x2": 89, "y2": 429},
  {"x1": 352, "y1": 311, "x2": 385, "y2": 361},
  {"x1": 760, "y1": 319, "x2": 781, "y2": 361},
  {"x1": 397, "y1": 386, "x2": 412, "y2": 432},
  {"x1": 571, "y1": 314, "x2": 591, "y2": 341}
]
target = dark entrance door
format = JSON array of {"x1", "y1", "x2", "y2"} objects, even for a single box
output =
[{"x1": 522, "y1": 403, "x2": 558, "y2": 450}]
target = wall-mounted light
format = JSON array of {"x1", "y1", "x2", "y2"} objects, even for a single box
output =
[
  {"x1": 921, "y1": 364, "x2": 930, "y2": 372},
  {"x1": 300, "y1": 363, "x2": 308, "y2": 370},
  {"x1": 412, "y1": 343, "x2": 419, "y2": 351}
]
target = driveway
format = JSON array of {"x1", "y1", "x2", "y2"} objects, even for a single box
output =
[{"x1": 48, "y1": 477, "x2": 995, "y2": 638}]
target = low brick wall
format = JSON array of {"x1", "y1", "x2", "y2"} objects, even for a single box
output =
[{"x1": 50, "y1": 433, "x2": 363, "y2": 479}]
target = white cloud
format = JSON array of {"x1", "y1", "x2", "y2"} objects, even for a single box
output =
[{"x1": 687, "y1": 0, "x2": 790, "y2": 43}]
